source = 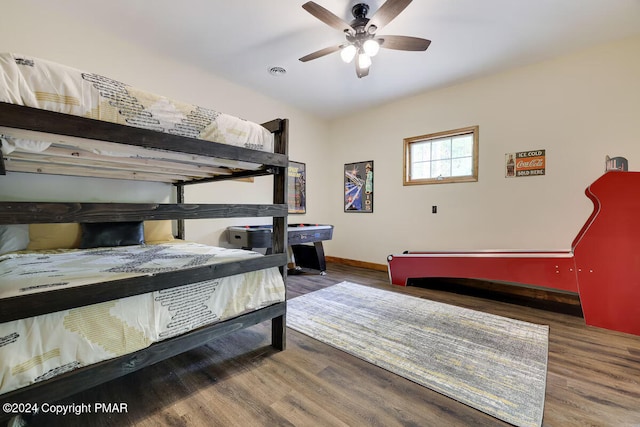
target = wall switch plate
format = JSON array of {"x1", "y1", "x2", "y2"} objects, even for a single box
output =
[{"x1": 432, "y1": 206, "x2": 437, "y2": 214}]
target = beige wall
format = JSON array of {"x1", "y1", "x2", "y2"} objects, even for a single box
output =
[{"x1": 326, "y1": 35, "x2": 640, "y2": 264}]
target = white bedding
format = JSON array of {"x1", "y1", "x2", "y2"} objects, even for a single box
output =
[
  {"x1": 0, "y1": 243, "x2": 285, "y2": 396},
  {"x1": 0, "y1": 53, "x2": 273, "y2": 152}
]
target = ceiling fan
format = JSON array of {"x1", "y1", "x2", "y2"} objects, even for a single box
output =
[{"x1": 299, "y1": 0, "x2": 431, "y2": 78}]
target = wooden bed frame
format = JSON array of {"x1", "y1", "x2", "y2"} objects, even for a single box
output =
[{"x1": 0, "y1": 102, "x2": 289, "y2": 411}]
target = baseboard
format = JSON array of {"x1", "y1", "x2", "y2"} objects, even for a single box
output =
[{"x1": 325, "y1": 256, "x2": 387, "y2": 272}]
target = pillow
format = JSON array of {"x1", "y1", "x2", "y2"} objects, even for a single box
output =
[
  {"x1": 28, "y1": 223, "x2": 82, "y2": 250},
  {"x1": 0, "y1": 224, "x2": 30, "y2": 255},
  {"x1": 144, "y1": 220, "x2": 175, "y2": 243},
  {"x1": 80, "y1": 221, "x2": 145, "y2": 249}
]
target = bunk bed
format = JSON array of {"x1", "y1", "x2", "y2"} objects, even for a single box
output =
[{"x1": 0, "y1": 53, "x2": 289, "y2": 413}]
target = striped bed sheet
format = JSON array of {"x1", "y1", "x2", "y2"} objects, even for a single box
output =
[{"x1": 0, "y1": 242, "x2": 285, "y2": 396}]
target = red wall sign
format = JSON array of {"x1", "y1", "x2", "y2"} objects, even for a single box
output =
[{"x1": 506, "y1": 149, "x2": 545, "y2": 177}]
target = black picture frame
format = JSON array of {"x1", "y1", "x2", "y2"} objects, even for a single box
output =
[
  {"x1": 344, "y1": 160, "x2": 373, "y2": 213},
  {"x1": 288, "y1": 161, "x2": 306, "y2": 214}
]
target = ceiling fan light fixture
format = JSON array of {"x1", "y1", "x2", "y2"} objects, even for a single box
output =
[
  {"x1": 340, "y1": 44, "x2": 357, "y2": 63},
  {"x1": 299, "y1": 0, "x2": 431, "y2": 78},
  {"x1": 363, "y1": 39, "x2": 380, "y2": 57},
  {"x1": 357, "y1": 52, "x2": 372, "y2": 69}
]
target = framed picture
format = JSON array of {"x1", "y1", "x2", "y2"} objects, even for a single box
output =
[
  {"x1": 344, "y1": 160, "x2": 373, "y2": 212},
  {"x1": 288, "y1": 161, "x2": 306, "y2": 214}
]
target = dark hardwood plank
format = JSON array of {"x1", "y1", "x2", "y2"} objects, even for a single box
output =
[
  {"x1": 0, "y1": 202, "x2": 287, "y2": 224},
  {"x1": 8, "y1": 262, "x2": 640, "y2": 426},
  {"x1": 0, "y1": 253, "x2": 287, "y2": 323},
  {"x1": 0, "y1": 102, "x2": 288, "y2": 167}
]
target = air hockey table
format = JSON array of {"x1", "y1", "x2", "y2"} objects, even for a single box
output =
[{"x1": 227, "y1": 223, "x2": 334, "y2": 274}]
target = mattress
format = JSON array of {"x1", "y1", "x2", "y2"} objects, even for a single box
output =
[
  {"x1": 0, "y1": 53, "x2": 274, "y2": 180},
  {"x1": 0, "y1": 243, "x2": 285, "y2": 396},
  {"x1": 0, "y1": 52, "x2": 273, "y2": 151}
]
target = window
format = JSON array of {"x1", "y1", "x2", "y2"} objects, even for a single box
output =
[{"x1": 403, "y1": 126, "x2": 478, "y2": 185}]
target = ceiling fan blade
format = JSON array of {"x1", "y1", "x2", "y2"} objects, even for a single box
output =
[
  {"x1": 299, "y1": 45, "x2": 342, "y2": 62},
  {"x1": 378, "y1": 35, "x2": 431, "y2": 51},
  {"x1": 302, "y1": 1, "x2": 353, "y2": 33},
  {"x1": 366, "y1": 0, "x2": 412, "y2": 32}
]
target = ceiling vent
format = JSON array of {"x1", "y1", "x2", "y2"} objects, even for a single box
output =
[{"x1": 268, "y1": 66, "x2": 287, "y2": 76}]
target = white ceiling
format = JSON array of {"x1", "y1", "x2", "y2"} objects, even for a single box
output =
[{"x1": 28, "y1": 0, "x2": 640, "y2": 119}]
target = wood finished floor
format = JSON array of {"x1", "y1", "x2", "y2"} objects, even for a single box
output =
[{"x1": 20, "y1": 263, "x2": 640, "y2": 426}]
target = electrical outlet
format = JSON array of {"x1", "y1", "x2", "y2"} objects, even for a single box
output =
[{"x1": 432, "y1": 206, "x2": 437, "y2": 214}]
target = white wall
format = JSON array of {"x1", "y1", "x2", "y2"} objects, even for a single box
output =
[
  {"x1": 1, "y1": 1, "x2": 331, "y2": 247},
  {"x1": 326, "y1": 35, "x2": 640, "y2": 264}
]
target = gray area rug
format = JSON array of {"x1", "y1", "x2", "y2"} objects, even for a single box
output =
[{"x1": 287, "y1": 281, "x2": 548, "y2": 427}]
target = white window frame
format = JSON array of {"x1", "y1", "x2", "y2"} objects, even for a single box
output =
[{"x1": 403, "y1": 125, "x2": 479, "y2": 186}]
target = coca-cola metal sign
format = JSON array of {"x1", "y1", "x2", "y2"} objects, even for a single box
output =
[{"x1": 505, "y1": 149, "x2": 545, "y2": 178}]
